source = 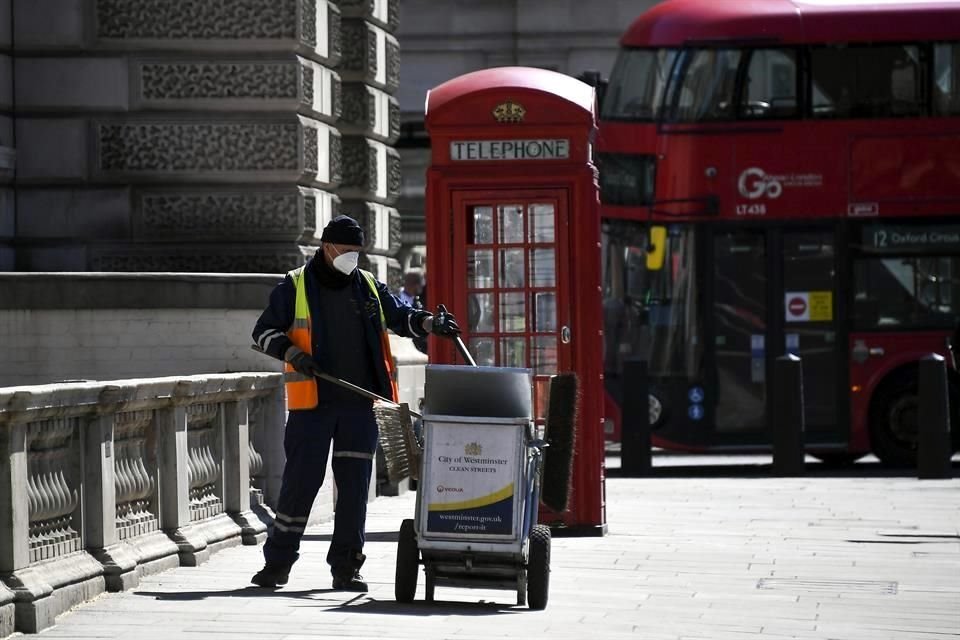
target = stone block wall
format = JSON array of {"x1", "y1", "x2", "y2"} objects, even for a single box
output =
[
  {"x1": 1, "y1": 0, "x2": 406, "y2": 275},
  {"x1": 0, "y1": 273, "x2": 281, "y2": 386},
  {"x1": 0, "y1": 0, "x2": 12, "y2": 270},
  {"x1": 337, "y1": 0, "x2": 403, "y2": 290},
  {"x1": 0, "y1": 272, "x2": 428, "y2": 390}
]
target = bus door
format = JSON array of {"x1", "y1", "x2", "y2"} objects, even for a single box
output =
[
  {"x1": 711, "y1": 227, "x2": 844, "y2": 443},
  {"x1": 711, "y1": 229, "x2": 769, "y2": 438},
  {"x1": 453, "y1": 190, "x2": 572, "y2": 419},
  {"x1": 778, "y1": 229, "x2": 845, "y2": 441}
]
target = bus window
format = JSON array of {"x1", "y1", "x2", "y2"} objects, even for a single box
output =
[
  {"x1": 811, "y1": 44, "x2": 924, "y2": 118},
  {"x1": 601, "y1": 221, "x2": 702, "y2": 380},
  {"x1": 664, "y1": 48, "x2": 742, "y2": 122},
  {"x1": 853, "y1": 256, "x2": 960, "y2": 330},
  {"x1": 602, "y1": 48, "x2": 679, "y2": 120},
  {"x1": 934, "y1": 42, "x2": 960, "y2": 115},
  {"x1": 739, "y1": 49, "x2": 798, "y2": 119},
  {"x1": 597, "y1": 153, "x2": 656, "y2": 206},
  {"x1": 601, "y1": 221, "x2": 649, "y2": 378},
  {"x1": 647, "y1": 226, "x2": 702, "y2": 379}
]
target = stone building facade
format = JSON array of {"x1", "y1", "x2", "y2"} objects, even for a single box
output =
[{"x1": 0, "y1": 0, "x2": 403, "y2": 285}]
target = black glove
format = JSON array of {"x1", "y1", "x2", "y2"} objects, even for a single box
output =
[
  {"x1": 431, "y1": 304, "x2": 461, "y2": 337},
  {"x1": 289, "y1": 351, "x2": 324, "y2": 378}
]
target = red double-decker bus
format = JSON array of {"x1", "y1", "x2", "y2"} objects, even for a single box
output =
[{"x1": 597, "y1": 0, "x2": 960, "y2": 465}]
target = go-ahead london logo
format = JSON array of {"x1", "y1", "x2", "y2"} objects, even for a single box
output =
[
  {"x1": 738, "y1": 167, "x2": 823, "y2": 200},
  {"x1": 738, "y1": 167, "x2": 782, "y2": 199}
]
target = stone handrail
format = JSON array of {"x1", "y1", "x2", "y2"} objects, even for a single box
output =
[{"x1": 0, "y1": 373, "x2": 286, "y2": 635}]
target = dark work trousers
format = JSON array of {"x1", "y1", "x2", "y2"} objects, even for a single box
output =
[{"x1": 262, "y1": 404, "x2": 378, "y2": 576}]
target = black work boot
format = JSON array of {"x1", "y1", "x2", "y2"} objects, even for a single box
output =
[
  {"x1": 251, "y1": 563, "x2": 290, "y2": 588},
  {"x1": 331, "y1": 569, "x2": 368, "y2": 592},
  {"x1": 331, "y1": 550, "x2": 367, "y2": 592}
]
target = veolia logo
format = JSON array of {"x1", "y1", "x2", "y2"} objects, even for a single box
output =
[
  {"x1": 738, "y1": 167, "x2": 783, "y2": 200},
  {"x1": 436, "y1": 485, "x2": 464, "y2": 494}
]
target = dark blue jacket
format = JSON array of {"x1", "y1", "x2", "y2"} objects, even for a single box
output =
[{"x1": 253, "y1": 259, "x2": 431, "y2": 402}]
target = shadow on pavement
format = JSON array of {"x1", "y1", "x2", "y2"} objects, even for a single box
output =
[
  {"x1": 134, "y1": 587, "x2": 341, "y2": 601},
  {"x1": 333, "y1": 598, "x2": 522, "y2": 616},
  {"x1": 134, "y1": 590, "x2": 523, "y2": 615}
]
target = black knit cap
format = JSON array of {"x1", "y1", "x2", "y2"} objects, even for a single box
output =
[{"x1": 320, "y1": 215, "x2": 364, "y2": 246}]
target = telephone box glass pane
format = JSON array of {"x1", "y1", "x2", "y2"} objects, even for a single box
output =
[
  {"x1": 532, "y1": 292, "x2": 557, "y2": 332},
  {"x1": 534, "y1": 376, "x2": 551, "y2": 423},
  {"x1": 468, "y1": 293, "x2": 494, "y2": 332},
  {"x1": 530, "y1": 248, "x2": 556, "y2": 287},
  {"x1": 469, "y1": 337, "x2": 495, "y2": 366},
  {"x1": 499, "y1": 292, "x2": 526, "y2": 332},
  {"x1": 532, "y1": 337, "x2": 558, "y2": 374},
  {"x1": 528, "y1": 204, "x2": 555, "y2": 242},
  {"x1": 467, "y1": 249, "x2": 494, "y2": 288},
  {"x1": 498, "y1": 205, "x2": 525, "y2": 243},
  {"x1": 473, "y1": 206, "x2": 494, "y2": 244},
  {"x1": 500, "y1": 248, "x2": 525, "y2": 288},
  {"x1": 500, "y1": 337, "x2": 527, "y2": 368}
]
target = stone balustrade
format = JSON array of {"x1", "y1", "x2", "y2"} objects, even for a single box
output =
[{"x1": 0, "y1": 373, "x2": 286, "y2": 635}]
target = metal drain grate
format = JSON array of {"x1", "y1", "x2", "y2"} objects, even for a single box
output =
[{"x1": 757, "y1": 578, "x2": 898, "y2": 594}]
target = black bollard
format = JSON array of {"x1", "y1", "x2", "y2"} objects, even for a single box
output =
[
  {"x1": 772, "y1": 354, "x2": 805, "y2": 475},
  {"x1": 621, "y1": 358, "x2": 651, "y2": 476},
  {"x1": 918, "y1": 354, "x2": 952, "y2": 480}
]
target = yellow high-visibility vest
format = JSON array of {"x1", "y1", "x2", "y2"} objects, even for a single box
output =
[{"x1": 284, "y1": 266, "x2": 397, "y2": 410}]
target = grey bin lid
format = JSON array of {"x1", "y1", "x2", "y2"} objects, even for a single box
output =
[{"x1": 423, "y1": 364, "x2": 532, "y2": 418}]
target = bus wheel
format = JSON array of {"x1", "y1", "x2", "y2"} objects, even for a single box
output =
[
  {"x1": 870, "y1": 372, "x2": 919, "y2": 467},
  {"x1": 869, "y1": 370, "x2": 960, "y2": 467}
]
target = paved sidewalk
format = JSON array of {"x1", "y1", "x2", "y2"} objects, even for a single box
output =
[{"x1": 30, "y1": 461, "x2": 960, "y2": 640}]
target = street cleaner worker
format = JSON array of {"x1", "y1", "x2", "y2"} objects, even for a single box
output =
[{"x1": 250, "y1": 215, "x2": 461, "y2": 591}]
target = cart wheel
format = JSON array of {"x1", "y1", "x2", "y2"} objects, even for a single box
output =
[
  {"x1": 527, "y1": 524, "x2": 551, "y2": 610},
  {"x1": 395, "y1": 519, "x2": 418, "y2": 602}
]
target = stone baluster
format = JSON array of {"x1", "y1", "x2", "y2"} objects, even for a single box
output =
[
  {"x1": 251, "y1": 384, "x2": 288, "y2": 508},
  {"x1": 224, "y1": 387, "x2": 268, "y2": 544},
  {"x1": 186, "y1": 404, "x2": 222, "y2": 521},
  {"x1": 114, "y1": 411, "x2": 157, "y2": 540},
  {"x1": 26, "y1": 419, "x2": 80, "y2": 562},
  {"x1": 82, "y1": 386, "x2": 135, "y2": 592},
  {"x1": 157, "y1": 381, "x2": 209, "y2": 567},
  {"x1": 247, "y1": 398, "x2": 265, "y2": 508},
  {"x1": 0, "y1": 416, "x2": 31, "y2": 633},
  {"x1": 7, "y1": 405, "x2": 102, "y2": 634}
]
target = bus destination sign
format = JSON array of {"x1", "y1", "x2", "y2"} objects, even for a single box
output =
[
  {"x1": 450, "y1": 139, "x2": 570, "y2": 161},
  {"x1": 864, "y1": 224, "x2": 960, "y2": 253}
]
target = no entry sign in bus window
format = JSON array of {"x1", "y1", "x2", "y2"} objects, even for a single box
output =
[{"x1": 785, "y1": 291, "x2": 833, "y2": 323}]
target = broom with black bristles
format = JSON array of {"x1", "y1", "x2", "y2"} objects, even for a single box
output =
[
  {"x1": 540, "y1": 372, "x2": 579, "y2": 513},
  {"x1": 251, "y1": 344, "x2": 421, "y2": 485}
]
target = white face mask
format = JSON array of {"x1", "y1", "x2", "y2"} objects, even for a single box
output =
[{"x1": 332, "y1": 250, "x2": 359, "y2": 275}]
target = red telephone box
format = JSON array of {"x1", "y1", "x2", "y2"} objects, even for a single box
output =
[{"x1": 425, "y1": 67, "x2": 606, "y2": 534}]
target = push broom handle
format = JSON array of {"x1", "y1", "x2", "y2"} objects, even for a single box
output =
[
  {"x1": 435, "y1": 304, "x2": 477, "y2": 367},
  {"x1": 453, "y1": 336, "x2": 477, "y2": 367},
  {"x1": 250, "y1": 344, "x2": 423, "y2": 419}
]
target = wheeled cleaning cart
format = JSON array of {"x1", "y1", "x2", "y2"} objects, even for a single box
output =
[{"x1": 395, "y1": 364, "x2": 552, "y2": 609}]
